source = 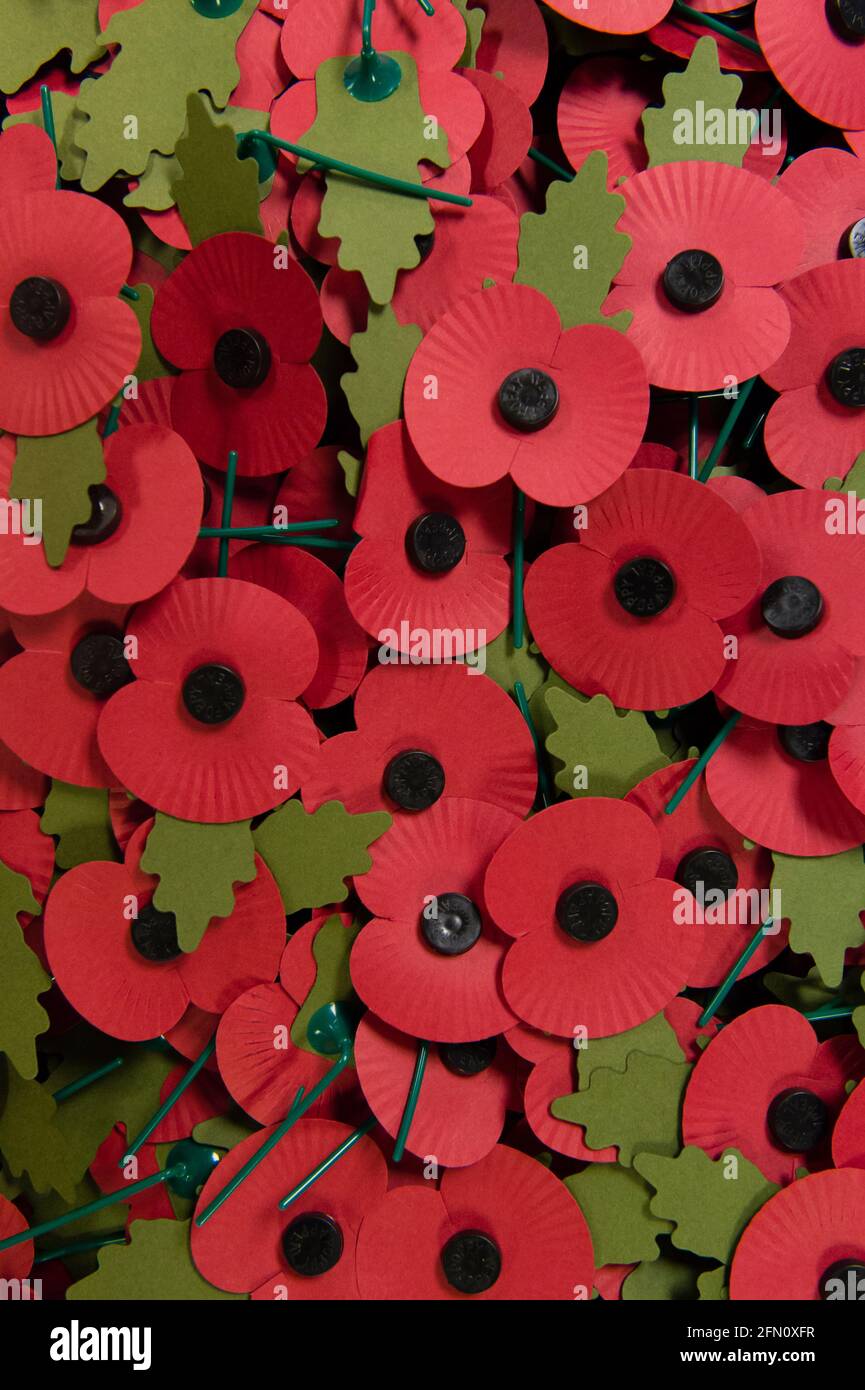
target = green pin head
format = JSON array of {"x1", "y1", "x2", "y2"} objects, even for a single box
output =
[
  {"x1": 191, "y1": 0, "x2": 246, "y2": 16},
  {"x1": 307, "y1": 1001, "x2": 358, "y2": 1057},
  {"x1": 165, "y1": 1140, "x2": 222, "y2": 1198}
]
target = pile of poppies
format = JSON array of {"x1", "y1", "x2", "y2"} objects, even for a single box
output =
[{"x1": 0, "y1": 0, "x2": 864, "y2": 1304}]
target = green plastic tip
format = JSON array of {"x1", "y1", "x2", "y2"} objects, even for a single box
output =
[
  {"x1": 165, "y1": 1140, "x2": 222, "y2": 1199},
  {"x1": 307, "y1": 1001, "x2": 357, "y2": 1056},
  {"x1": 343, "y1": 50, "x2": 403, "y2": 102},
  {"x1": 191, "y1": 0, "x2": 246, "y2": 16}
]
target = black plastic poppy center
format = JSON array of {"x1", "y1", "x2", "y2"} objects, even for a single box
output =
[
  {"x1": 827, "y1": 348, "x2": 865, "y2": 407},
  {"x1": 830, "y1": 0, "x2": 865, "y2": 40},
  {"x1": 767, "y1": 1087, "x2": 829, "y2": 1153},
  {"x1": 760, "y1": 575, "x2": 824, "y2": 639},
  {"x1": 131, "y1": 903, "x2": 182, "y2": 963},
  {"x1": 497, "y1": 368, "x2": 559, "y2": 433},
  {"x1": 556, "y1": 882, "x2": 618, "y2": 943},
  {"x1": 9, "y1": 276, "x2": 71, "y2": 341},
  {"x1": 414, "y1": 229, "x2": 436, "y2": 263},
  {"x1": 182, "y1": 664, "x2": 245, "y2": 725},
  {"x1": 439, "y1": 1038, "x2": 498, "y2": 1077},
  {"x1": 663, "y1": 250, "x2": 725, "y2": 314},
  {"x1": 407, "y1": 513, "x2": 466, "y2": 573},
  {"x1": 675, "y1": 847, "x2": 739, "y2": 898},
  {"x1": 820, "y1": 1260, "x2": 865, "y2": 1300},
  {"x1": 70, "y1": 485, "x2": 122, "y2": 547},
  {"x1": 845, "y1": 218, "x2": 865, "y2": 259},
  {"x1": 70, "y1": 633, "x2": 134, "y2": 698},
  {"x1": 614, "y1": 556, "x2": 676, "y2": 618},
  {"x1": 281, "y1": 1212, "x2": 344, "y2": 1277},
  {"x1": 421, "y1": 892, "x2": 482, "y2": 956},
  {"x1": 778, "y1": 721, "x2": 832, "y2": 763},
  {"x1": 440, "y1": 1229, "x2": 502, "y2": 1294},
  {"x1": 384, "y1": 749, "x2": 445, "y2": 811},
  {"x1": 213, "y1": 327, "x2": 272, "y2": 390}
]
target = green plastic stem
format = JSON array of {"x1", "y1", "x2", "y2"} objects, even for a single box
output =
[
  {"x1": 698, "y1": 922, "x2": 772, "y2": 1026},
  {"x1": 698, "y1": 377, "x2": 757, "y2": 482},
  {"x1": 52, "y1": 1057, "x2": 124, "y2": 1104},
  {"x1": 33, "y1": 1230, "x2": 128, "y2": 1266},
  {"x1": 199, "y1": 520, "x2": 339, "y2": 537},
  {"x1": 278, "y1": 1116, "x2": 377, "y2": 1209},
  {"x1": 217, "y1": 449, "x2": 238, "y2": 578},
  {"x1": 102, "y1": 399, "x2": 123, "y2": 439},
  {"x1": 514, "y1": 679, "x2": 553, "y2": 809},
  {"x1": 742, "y1": 407, "x2": 767, "y2": 452},
  {"x1": 689, "y1": 396, "x2": 699, "y2": 480},
  {"x1": 512, "y1": 487, "x2": 526, "y2": 650},
  {"x1": 39, "y1": 85, "x2": 60, "y2": 188},
  {"x1": 120, "y1": 1037, "x2": 216, "y2": 1166},
  {"x1": 207, "y1": 534, "x2": 355, "y2": 550},
  {"x1": 671, "y1": 1, "x2": 762, "y2": 54},
  {"x1": 0, "y1": 1168, "x2": 173, "y2": 1254},
  {"x1": 237, "y1": 131, "x2": 472, "y2": 207},
  {"x1": 392, "y1": 1041, "x2": 429, "y2": 1162},
  {"x1": 803, "y1": 1005, "x2": 856, "y2": 1023},
  {"x1": 527, "y1": 146, "x2": 574, "y2": 183},
  {"x1": 120, "y1": 285, "x2": 140, "y2": 301},
  {"x1": 664, "y1": 711, "x2": 742, "y2": 815}
]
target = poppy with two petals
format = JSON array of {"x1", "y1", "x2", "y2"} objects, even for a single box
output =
[
  {"x1": 778, "y1": 148, "x2": 865, "y2": 277},
  {"x1": 756, "y1": 0, "x2": 865, "y2": 131}
]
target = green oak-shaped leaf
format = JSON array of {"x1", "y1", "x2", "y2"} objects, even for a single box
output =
[
  {"x1": 139, "y1": 814, "x2": 257, "y2": 954},
  {"x1": 552, "y1": 1054, "x2": 691, "y2": 1165},
  {"x1": 10, "y1": 420, "x2": 107, "y2": 569},
  {"x1": 172, "y1": 93, "x2": 263, "y2": 246},
  {"x1": 578, "y1": 1011, "x2": 685, "y2": 1089},
  {"x1": 0, "y1": 859, "x2": 49, "y2": 1079},
  {"x1": 253, "y1": 800, "x2": 391, "y2": 915},
  {"x1": 771, "y1": 848, "x2": 865, "y2": 989},
  {"x1": 698, "y1": 1265, "x2": 729, "y2": 1300},
  {"x1": 635, "y1": 1147, "x2": 779, "y2": 1265},
  {"x1": 128, "y1": 96, "x2": 266, "y2": 213},
  {"x1": 0, "y1": 0, "x2": 104, "y2": 93},
  {"x1": 341, "y1": 304, "x2": 422, "y2": 446},
  {"x1": 643, "y1": 36, "x2": 752, "y2": 168},
  {"x1": 478, "y1": 630, "x2": 548, "y2": 701},
  {"x1": 193, "y1": 1112, "x2": 259, "y2": 1153},
  {"x1": 855, "y1": 973, "x2": 865, "y2": 1052},
  {"x1": 622, "y1": 1245, "x2": 701, "y2": 1301},
  {"x1": 337, "y1": 450, "x2": 363, "y2": 498},
  {"x1": 41, "y1": 781, "x2": 117, "y2": 869},
  {"x1": 565, "y1": 1163, "x2": 671, "y2": 1266},
  {"x1": 291, "y1": 915, "x2": 362, "y2": 1055},
  {"x1": 67, "y1": 1219, "x2": 245, "y2": 1300},
  {"x1": 452, "y1": 0, "x2": 484, "y2": 67},
  {"x1": 823, "y1": 450, "x2": 865, "y2": 494},
  {"x1": 764, "y1": 964, "x2": 864, "y2": 1014},
  {"x1": 545, "y1": 687, "x2": 671, "y2": 801},
  {"x1": 0, "y1": 1059, "x2": 91, "y2": 1202},
  {"x1": 45, "y1": 1034, "x2": 174, "y2": 1165},
  {"x1": 126, "y1": 284, "x2": 175, "y2": 382}
]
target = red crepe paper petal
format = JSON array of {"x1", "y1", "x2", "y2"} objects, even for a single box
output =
[
  {"x1": 0, "y1": 1195, "x2": 33, "y2": 1281},
  {"x1": 303, "y1": 663, "x2": 536, "y2": 822},
  {"x1": 558, "y1": 57, "x2": 659, "y2": 188},
  {"x1": 356, "y1": 1142, "x2": 594, "y2": 1300},
  {"x1": 418, "y1": 70, "x2": 486, "y2": 165},
  {"x1": 0, "y1": 808, "x2": 54, "y2": 914},
  {"x1": 828, "y1": 721, "x2": 865, "y2": 816},
  {"x1": 0, "y1": 124, "x2": 58, "y2": 200},
  {"x1": 649, "y1": 14, "x2": 767, "y2": 72},
  {"x1": 109, "y1": 790, "x2": 151, "y2": 853},
  {"x1": 504, "y1": 1021, "x2": 561, "y2": 1065},
  {"x1": 163, "y1": 1004, "x2": 219, "y2": 1062},
  {"x1": 272, "y1": 445, "x2": 357, "y2": 556},
  {"x1": 462, "y1": 68, "x2": 533, "y2": 192},
  {"x1": 354, "y1": 1013, "x2": 511, "y2": 1167},
  {"x1": 192, "y1": 1118, "x2": 388, "y2": 1298},
  {"x1": 765, "y1": 386, "x2": 865, "y2": 491},
  {"x1": 625, "y1": 761, "x2": 784, "y2": 988},
  {"x1": 281, "y1": 0, "x2": 466, "y2": 78},
  {"x1": 763, "y1": 260, "x2": 865, "y2": 391},
  {"x1": 279, "y1": 922, "x2": 319, "y2": 1006},
  {"x1": 0, "y1": 737, "x2": 48, "y2": 811},
  {"x1": 0, "y1": 650, "x2": 117, "y2": 787},
  {"x1": 148, "y1": 1062, "x2": 228, "y2": 1144},
  {"x1": 730, "y1": 1169, "x2": 865, "y2": 1301},
  {"x1": 404, "y1": 284, "x2": 648, "y2": 505},
  {"x1": 705, "y1": 716, "x2": 865, "y2": 856},
  {"x1": 475, "y1": 0, "x2": 549, "y2": 107},
  {"x1": 832, "y1": 1080, "x2": 865, "y2": 1171},
  {"x1": 542, "y1": 0, "x2": 671, "y2": 33},
  {"x1": 90, "y1": 1129, "x2": 174, "y2": 1223},
  {"x1": 112, "y1": 376, "x2": 174, "y2": 431},
  {"x1": 778, "y1": 148, "x2": 865, "y2": 276},
  {"x1": 662, "y1": 996, "x2": 720, "y2": 1060},
  {"x1": 233, "y1": 9, "x2": 291, "y2": 108},
  {"x1": 523, "y1": 1046, "x2": 617, "y2": 1161},
  {"x1": 186, "y1": 468, "x2": 279, "y2": 580},
  {"x1": 756, "y1": 0, "x2": 865, "y2": 131}
]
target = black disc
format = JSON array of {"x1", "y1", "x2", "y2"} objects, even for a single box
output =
[
  {"x1": 421, "y1": 892, "x2": 482, "y2": 956},
  {"x1": 282, "y1": 1213, "x2": 344, "y2": 1277},
  {"x1": 9, "y1": 276, "x2": 71, "y2": 341},
  {"x1": 69, "y1": 633, "x2": 134, "y2": 697},
  {"x1": 439, "y1": 1038, "x2": 498, "y2": 1077},
  {"x1": 440, "y1": 1230, "x2": 502, "y2": 1294},
  {"x1": 212, "y1": 327, "x2": 272, "y2": 389},
  {"x1": 820, "y1": 1260, "x2": 865, "y2": 1300},
  {"x1": 828, "y1": 348, "x2": 865, "y2": 408},
  {"x1": 767, "y1": 1087, "x2": 829, "y2": 1153},
  {"x1": 760, "y1": 575, "x2": 824, "y2": 638},
  {"x1": 182, "y1": 664, "x2": 245, "y2": 724},
  {"x1": 675, "y1": 847, "x2": 739, "y2": 897},
  {"x1": 614, "y1": 556, "x2": 676, "y2": 617},
  {"x1": 556, "y1": 882, "x2": 619, "y2": 943},
  {"x1": 778, "y1": 721, "x2": 832, "y2": 763},
  {"x1": 663, "y1": 250, "x2": 725, "y2": 313},
  {"x1": 831, "y1": 0, "x2": 865, "y2": 38},
  {"x1": 718, "y1": 4, "x2": 755, "y2": 25},
  {"x1": 131, "y1": 903, "x2": 182, "y2": 962},
  {"x1": 846, "y1": 217, "x2": 865, "y2": 258},
  {"x1": 414, "y1": 229, "x2": 436, "y2": 262},
  {"x1": 384, "y1": 749, "x2": 445, "y2": 811},
  {"x1": 407, "y1": 513, "x2": 466, "y2": 573},
  {"x1": 70, "y1": 485, "x2": 122, "y2": 546},
  {"x1": 497, "y1": 368, "x2": 559, "y2": 432}
]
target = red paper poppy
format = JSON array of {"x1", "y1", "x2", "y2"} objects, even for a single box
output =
[
  {"x1": 474, "y1": 0, "x2": 549, "y2": 107},
  {"x1": 0, "y1": 119, "x2": 62, "y2": 199},
  {"x1": 350, "y1": 796, "x2": 522, "y2": 1042},
  {"x1": 150, "y1": 232, "x2": 325, "y2": 477},
  {"x1": 0, "y1": 594, "x2": 130, "y2": 787},
  {"x1": 462, "y1": 67, "x2": 533, "y2": 192},
  {"x1": 778, "y1": 148, "x2": 865, "y2": 277},
  {"x1": 231, "y1": 544, "x2": 368, "y2": 709},
  {"x1": 0, "y1": 130, "x2": 140, "y2": 437},
  {"x1": 96, "y1": 577, "x2": 320, "y2": 822},
  {"x1": 604, "y1": 161, "x2": 801, "y2": 391},
  {"x1": 319, "y1": 195, "x2": 520, "y2": 345},
  {"x1": 0, "y1": 808, "x2": 54, "y2": 919},
  {"x1": 0, "y1": 738, "x2": 47, "y2": 812},
  {"x1": 525, "y1": 469, "x2": 761, "y2": 712},
  {"x1": 827, "y1": 709, "x2": 865, "y2": 816},
  {"x1": 715, "y1": 488, "x2": 865, "y2": 724},
  {"x1": 625, "y1": 761, "x2": 784, "y2": 988},
  {"x1": 522, "y1": 1041, "x2": 617, "y2": 1162},
  {"x1": 485, "y1": 798, "x2": 700, "y2": 1038},
  {"x1": 756, "y1": 0, "x2": 865, "y2": 131},
  {"x1": 354, "y1": 1013, "x2": 514, "y2": 1167},
  {"x1": 649, "y1": 11, "x2": 768, "y2": 73},
  {"x1": 355, "y1": 1141, "x2": 594, "y2": 1299},
  {"x1": 832, "y1": 1078, "x2": 865, "y2": 1170},
  {"x1": 341, "y1": 421, "x2": 513, "y2": 653},
  {"x1": 185, "y1": 466, "x2": 280, "y2": 581},
  {"x1": 404, "y1": 284, "x2": 649, "y2": 506},
  {"x1": 163, "y1": 1003, "x2": 219, "y2": 1062},
  {"x1": 730, "y1": 1168, "x2": 865, "y2": 1301},
  {"x1": 683, "y1": 1004, "x2": 864, "y2": 1184},
  {"x1": 705, "y1": 711, "x2": 865, "y2": 856},
  {"x1": 302, "y1": 661, "x2": 536, "y2": 823},
  {"x1": 0, "y1": 424, "x2": 202, "y2": 617},
  {"x1": 192, "y1": 1117, "x2": 388, "y2": 1299},
  {"x1": 43, "y1": 819, "x2": 285, "y2": 1042},
  {"x1": 0, "y1": 1196, "x2": 33, "y2": 1282},
  {"x1": 761, "y1": 261, "x2": 865, "y2": 489},
  {"x1": 541, "y1": 0, "x2": 672, "y2": 33},
  {"x1": 280, "y1": 0, "x2": 466, "y2": 77},
  {"x1": 90, "y1": 1128, "x2": 174, "y2": 1224},
  {"x1": 269, "y1": 446, "x2": 357, "y2": 568}
]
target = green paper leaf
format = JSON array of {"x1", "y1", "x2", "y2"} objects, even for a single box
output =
[
  {"x1": 771, "y1": 848, "x2": 865, "y2": 989},
  {"x1": 4, "y1": 88, "x2": 88, "y2": 181},
  {"x1": 515, "y1": 150, "x2": 632, "y2": 331},
  {"x1": 301, "y1": 54, "x2": 450, "y2": 304},
  {"x1": 578, "y1": 1011, "x2": 685, "y2": 1089},
  {"x1": 253, "y1": 799, "x2": 391, "y2": 915},
  {"x1": 192, "y1": 1112, "x2": 259, "y2": 1152},
  {"x1": 764, "y1": 964, "x2": 864, "y2": 1014},
  {"x1": 0, "y1": 1058, "x2": 90, "y2": 1202},
  {"x1": 139, "y1": 813, "x2": 257, "y2": 954},
  {"x1": 41, "y1": 780, "x2": 117, "y2": 869},
  {"x1": 126, "y1": 96, "x2": 266, "y2": 213},
  {"x1": 45, "y1": 1032, "x2": 174, "y2": 1164},
  {"x1": 126, "y1": 283, "x2": 175, "y2": 382},
  {"x1": 75, "y1": 0, "x2": 257, "y2": 190},
  {"x1": 823, "y1": 450, "x2": 865, "y2": 494},
  {"x1": 551, "y1": 1053, "x2": 691, "y2": 1165},
  {"x1": 545, "y1": 688, "x2": 671, "y2": 801},
  {"x1": 622, "y1": 1244, "x2": 702, "y2": 1301},
  {"x1": 0, "y1": 858, "x2": 49, "y2": 1079},
  {"x1": 452, "y1": 0, "x2": 484, "y2": 67},
  {"x1": 337, "y1": 449, "x2": 363, "y2": 498},
  {"x1": 23, "y1": 1173, "x2": 131, "y2": 1280},
  {"x1": 0, "y1": 0, "x2": 105, "y2": 94},
  {"x1": 477, "y1": 630, "x2": 548, "y2": 701},
  {"x1": 291, "y1": 914, "x2": 362, "y2": 1055},
  {"x1": 565, "y1": 1163, "x2": 671, "y2": 1266},
  {"x1": 698, "y1": 1265, "x2": 729, "y2": 1301},
  {"x1": 10, "y1": 419, "x2": 106, "y2": 569},
  {"x1": 67, "y1": 1219, "x2": 246, "y2": 1300},
  {"x1": 172, "y1": 92, "x2": 263, "y2": 246},
  {"x1": 341, "y1": 303, "x2": 422, "y2": 446},
  {"x1": 643, "y1": 36, "x2": 752, "y2": 169},
  {"x1": 855, "y1": 972, "x2": 865, "y2": 1052},
  {"x1": 634, "y1": 1147, "x2": 779, "y2": 1264}
]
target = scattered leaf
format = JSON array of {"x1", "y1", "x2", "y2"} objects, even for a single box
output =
[
  {"x1": 453, "y1": 0, "x2": 484, "y2": 67},
  {"x1": 10, "y1": 420, "x2": 106, "y2": 569},
  {"x1": 545, "y1": 688, "x2": 671, "y2": 801},
  {"x1": 634, "y1": 1146, "x2": 779, "y2": 1264},
  {"x1": 41, "y1": 780, "x2": 117, "y2": 869},
  {"x1": 341, "y1": 304, "x2": 422, "y2": 446},
  {"x1": 192, "y1": 1112, "x2": 259, "y2": 1153},
  {"x1": 253, "y1": 799, "x2": 391, "y2": 915},
  {"x1": 46, "y1": 1033, "x2": 174, "y2": 1162},
  {"x1": 771, "y1": 848, "x2": 865, "y2": 988},
  {"x1": 578, "y1": 1011, "x2": 685, "y2": 1089},
  {"x1": 622, "y1": 1243, "x2": 701, "y2": 1301},
  {"x1": 643, "y1": 36, "x2": 752, "y2": 169},
  {"x1": 172, "y1": 92, "x2": 263, "y2": 246},
  {"x1": 0, "y1": 0, "x2": 104, "y2": 94},
  {"x1": 552, "y1": 1053, "x2": 691, "y2": 1165},
  {"x1": 126, "y1": 284, "x2": 175, "y2": 382},
  {"x1": 337, "y1": 449, "x2": 363, "y2": 498},
  {"x1": 478, "y1": 629, "x2": 547, "y2": 701},
  {"x1": 67, "y1": 1219, "x2": 245, "y2": 1299},
  {"x1": 127, "y1": 96, "x2": 266, "y2": 213},
  {"x1": 697, "y1": 1264, "x2": 729, "y2": 1300},
  {"x1": 565, "y1": 1163, "x2": 671, "y2": 1266},
  {"x1": 139, "y1": 814, "x2": 257, "y2": 954},
  {"x1": 0, "y1": 1058, "x2": 90, "y2": 1201},
  {"x1": 291, "y1": 914, "x2": 362, "y2": 1055},
  {"x1": 823, "y1": 451, "x2": 865, "y2": 494},
  {"x1": 0, "y1": 858, "x2": 49, "y2": 1079}
]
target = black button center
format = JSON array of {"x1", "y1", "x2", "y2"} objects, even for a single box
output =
[
  {"x1": 675, "y1": 847, "x2": 739, "y2": 898},
  {"x1": 421, "y1": 892, "x2": 482, "y2": 956},
  {"x1": 213, "y1": 327, "x2": 272, "y2": 390},
  {"x1": 131, "y1": 903, "x2": 182, "y2": 962},
  {"x1": 9, "y1": 276, "x2": 71, "y2": 341},
  {"x1": 182, "y1": 664, "x2": 245, "y2": 724},
  {"x1": 614, "y1": 556, "x2": 676, "y2": 617},
  {"x1": 761, "y1": 576, "x2": 824, "y2": 638},
  {"x1": 820, "y1": 1260, "x2": 865, "y2": 1299},
  {"x1": 414, "y1": 229, "x2": 436, "y2": 263},
  {"x1": 767, "y1": 1087, "x2": 829, "y2": 1153},
  {"x1": 830, "y1": 0, "x2": 865, "y2": 39},
  {"x1": 282, "y1": 1212, "x2": 343, "y2": 1277},
  {"x1": 845, "y1": 218, "x2": 865, "y2": 259},
  {"x1": 438, "y1": 1038, "x2": 498, "y2": 1077},
  {"x1": 828, "y1": 348, "x2": 865, "y2": 408},
  {"x1": 384, "y1": 749, "x2": 445, "y2": 811},
  {"x1": 70, "y1": 633, "x2": 134, "y2": 698},
  {"x1": 497, "y1": 368, "x2": 559, "y2": 432},
  {"x1": 70, "y1": 485, "x2": 122, "y2": 547},
  {"x1": 663, "y1": 250, "x2": 725, "y2": 313},
  {"x1": 407, "y1": 513, "x2": 466, "y2": 573},
  {"x1": 441, "y1": 1229, "x2": 501, "y2": 1294},
  {"x1": 778, "y1": 721, "x2": 832, "y2": 763},
  {"x1": 556, "y1": 882, "x2": 618, "y2": 943}
]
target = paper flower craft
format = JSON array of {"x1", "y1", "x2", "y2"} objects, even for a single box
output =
[
  {"x1": 756, "y1": 0, "x2": 865, "y2": 131},
  {"x1": 778, "y1": 147, "x2": 865, "y2": 277},
  {"x1": 541, "y1": 0, "x2": 673, "y2": 34}
]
